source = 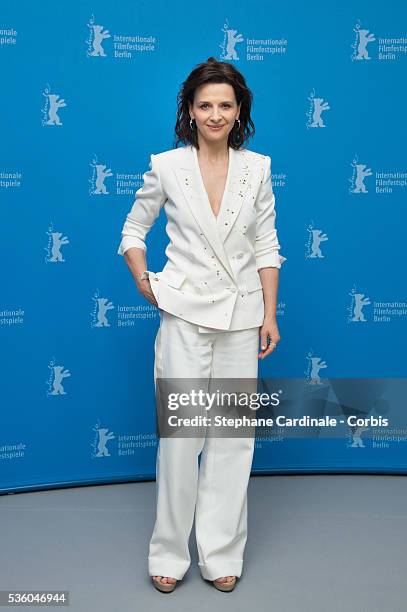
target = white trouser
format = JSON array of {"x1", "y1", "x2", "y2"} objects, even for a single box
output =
[{"x1": 148, "y1": 309, "x2": 260, "y2": 581}]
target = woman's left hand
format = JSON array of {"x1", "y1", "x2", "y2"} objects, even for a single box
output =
[{"x1": 258, "y1": 316, "x2": 281, "y2": 359}]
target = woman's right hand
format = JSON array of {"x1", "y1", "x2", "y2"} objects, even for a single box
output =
[{"x1": 137, "y1": 278, "x2": 158, "y2": 307}]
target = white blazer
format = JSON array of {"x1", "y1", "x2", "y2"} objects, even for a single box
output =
[{"x1": 117, "y1": 144, "x2": 286, "y2": 331}]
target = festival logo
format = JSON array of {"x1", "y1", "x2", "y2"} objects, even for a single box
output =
[
  {"x1": 41, "y1": 84, "x2": 67, "y2": 127},
  {"x1": 347, "y1": 285, "x2": 371, "y2": 322},
  {"x1": 86, "y1": 15, "x2": 111, "y2": 57},
  {"x1": 219, "y1": 20, "x2": 244, "y2": 60},
  {"x1": 351, "y1": 21, "x2": 376, "y2": 61},
  {"x1": 351, "y1": 19, "x2": 407, "y2": 62},
  {"x1": 346, "y1": 425, "x2": 369, "y2": 448},
  {"x1": 306, "y1": 89, "x2": 330, "y2": 129},
  {"x1": 92, "y1": 421, "x2": 116, "y2": 457},
  {"x1": 348, "y1": 155, "x2": 373, "y2": 194},
  {"x1": 91, "y1": 290, "x2": 114, "y2": 328},
  {"x1": 305, "y1": 221, "x2": 328, "y2": 259},
  {"x1": 305, "y1": 350, "x2": 328, "y2": 385},
  {"x1": 347, "y1": 285, "x2": 407, "y2": 323},
  {"x1": 45, "y1": 223, "x2": 69, "y2": 263},
  {"x1": 89, "y1": 155, "x2": 152, "y2": 196},
  {"x1": 85, "y1": 14, "x2": 157, "y2": 59},
  {"x1": 349, "y1": 155, "x2": 407, "y2": 195},
  {"x1": 219, "y1": 19, "x2": 288, "y2": 62},
  {"x1": 91, "y1": 421, "x2": 158, "y2": 459},
  {"x1": 89, "y1": 156, "x2": 113, "y2": 195},
  {"x1": 46, "y1": 358, "x2": 71, "y2": 396}
]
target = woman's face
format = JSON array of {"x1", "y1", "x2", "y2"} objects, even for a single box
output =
[{"x1": 189, "y1": 82, "x2": 241, "y2": 146}]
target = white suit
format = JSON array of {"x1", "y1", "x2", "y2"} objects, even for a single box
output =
[
  {"x1": 117, "y1": 144, "x2": 286, "y2": 581},
  {"x1": 117, "y1": 144, "x2": 286, "y2": 331}
]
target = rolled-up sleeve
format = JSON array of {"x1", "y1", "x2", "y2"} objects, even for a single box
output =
[
  {"x1": 254, "y1": 155, "x2": 287, "y2": 270},
  {"x1": 117, "y1": 153, "x2": 166, "y2": 256}
]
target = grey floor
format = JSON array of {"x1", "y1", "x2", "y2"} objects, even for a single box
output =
[{"x1": 1, "y1": 475, "x2": 406, "y2": 612}]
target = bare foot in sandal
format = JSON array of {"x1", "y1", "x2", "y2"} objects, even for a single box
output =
[
  {"x1": 152, "y1": 575, "x2": 177, "y2": 584},
  {"x1": 215, "y1": 576, "x2": 236, "y2": 583}
]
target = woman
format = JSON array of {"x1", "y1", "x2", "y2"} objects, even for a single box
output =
[{"x1": 117, "y1": 57, "x2": 286, "y2": 593}]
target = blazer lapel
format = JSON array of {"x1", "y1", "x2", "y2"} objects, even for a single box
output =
[{"x1": 173, "y1": 145, "x2": 252, "y2": 283}]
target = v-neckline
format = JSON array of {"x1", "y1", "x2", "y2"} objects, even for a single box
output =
[{"x1": 192, "y1": 145, "x2": 232, "y2": 222}]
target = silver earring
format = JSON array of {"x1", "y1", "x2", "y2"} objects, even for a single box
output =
[
  {"x1": 236, "y1": 118, "x2": 241, "y2": 128},
  {"x1": 190, "y1": 117, "x2": 195, "y2": 129}
]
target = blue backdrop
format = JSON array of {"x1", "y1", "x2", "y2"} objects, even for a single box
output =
[{"x1": 1, "y1": 1, "x2": 406, "y2": 494}]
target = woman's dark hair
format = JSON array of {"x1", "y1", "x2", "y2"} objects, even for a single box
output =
[{"x1": 174, "y1": 57, "x2": 255, "y2": 150}]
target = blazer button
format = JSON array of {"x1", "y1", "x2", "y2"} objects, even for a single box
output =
[{"x1": 236, "y1": 253, "x2": 243, "y2": 259}]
